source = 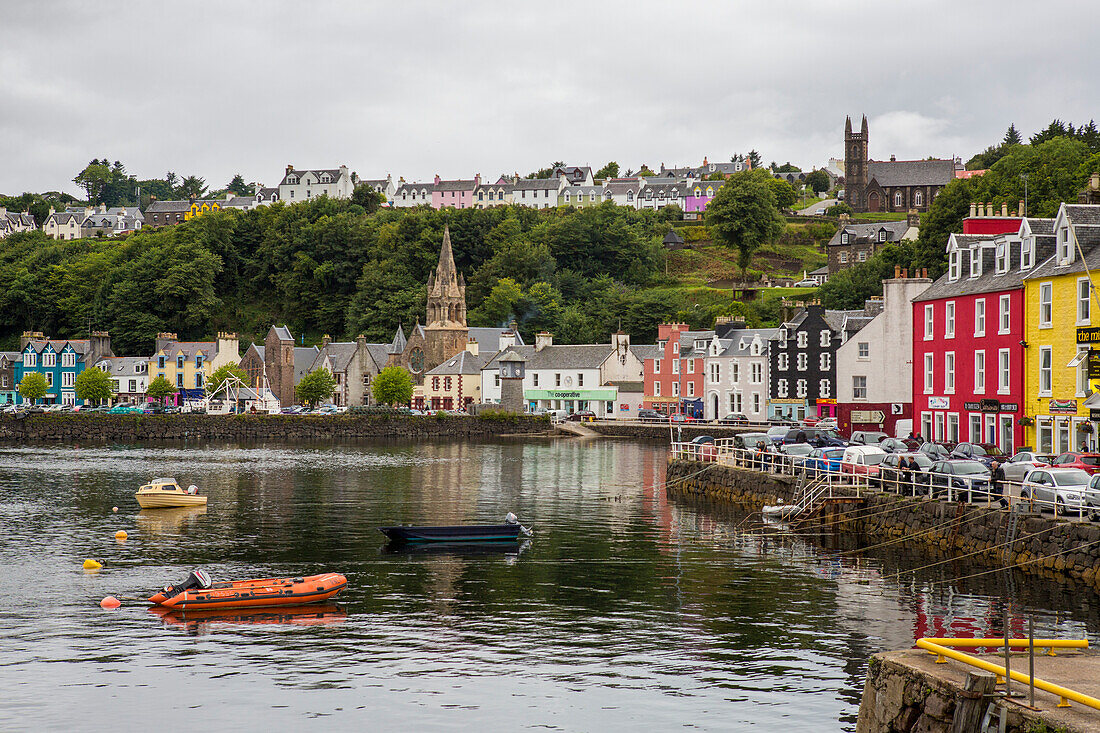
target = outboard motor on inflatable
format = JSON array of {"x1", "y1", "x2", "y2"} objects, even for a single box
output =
[{"x1": 162, "y1": 569, "x2": 212, "y2": 599}]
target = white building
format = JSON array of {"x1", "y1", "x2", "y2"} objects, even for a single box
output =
[
  {"x1": 480, "y1": 332, "x2": 648, "y2": 418},
  {"x1": 393, "y1": 180, "x2": 435, "y2": 208},
  {"x1": 97, "y1": 356, "x2": 149, "y2": 404},
  {"x1": 358, "y1": 174, "x2": 396, "y2": 203},
  {"x1": 702, "y1": 324, "x2": 777, "y2": 422},
  {"x1": 638, "y1": 179, "x2": 689, "y2": 211},
  {"x1": 277, "y1": 164, "x2": 358, "y2": 202},
  {"x1": 512, "y1": 177, "x2": 565, "y2": 209},
  {"x1": 602, "y1": 178, "x2": 644, "y2": 207},
  {"x1": 43, "y1": 210, "x2": 83, "y2": 240}
]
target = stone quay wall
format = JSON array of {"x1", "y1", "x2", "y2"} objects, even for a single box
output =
[
  {"x1": 0, "y1": 413, "x2": 552, "y2": 443},
  {"x1": 587, "y1": 423, "x2": 755, "y2": 441},
  {"x1": 665, "y1": 459, "x2": 1100, "y2": 586}
]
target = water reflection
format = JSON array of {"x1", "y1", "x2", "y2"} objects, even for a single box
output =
[{"x1": 0, "y1": 439, "x2": 1097, "y2": 731}]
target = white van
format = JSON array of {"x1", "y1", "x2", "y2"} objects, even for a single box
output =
[{"x1": 841, "y1": 445, "x2": 887, "y2": 476}]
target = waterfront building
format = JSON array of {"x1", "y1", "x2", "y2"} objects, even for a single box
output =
[
  {"x1": 307, "y1": 332, "x2": 396, "y2": 408},
  {"x1": 358, "y1": 174, "x2": 396, "y2": 203},
  {"x1": 432, "y1": 174, "x2": 480, "y2": 210},
  {"x1": 473, "y1": 177, "x2": 515, "y2": 208},
  {"x1": 637, "y1": 180, "x2": 688, "y2": 211},
  {"x1": 239, "y1": 326, "x2": 319, "y2": 408},
  {"x1": 481, "y1": 331, "x2": 647, "y2": 418},
  {"x1": 602, "y1": 178, "x2": 644, "y2": 207},
  {"x1": 1021, "y1": 204, "x2": 1100, "y2": 452},
  {"x1": 15, "y1": 331, "x2": 114, "y2": 406},
  {"x1": 835, "y1": 271, "x2": 932, "y2": 436},
  {"x1": 147, "y1": 332, "x2": 239, "y2": 405},
  {"x1": 643, "y1": 324, "x2": 713, "y2": 417},
  {"x1": 768, "y1": 303, "x2": 864, "y2": 421},
  {"x1": 277, "y1": 164, "x2": 358, "y2": 202},
  {"x1": 393, "y1": 180, "x2": 435, "y2": 208},
  {"x1": 423, "y1": 340, "x2": 490, "y2": 411},
  {"x1": 826, "y1": 215, "x2": 916, "y2": 275},
  {"x1": 701, "y1": 320, "x2": 776, "y2": 422},
  {"x1": 843, "y1": 114, "x2": 956, "y2": 213},
  {"x1": 910, "y1": 220, "x2": 1040, "y2": 451},
  {"x1": 0, "y1": 352, "x2": 20, "y2": 404},
  {"x1": 96, "y1": 356, "x2": 149, "y2": 404}
]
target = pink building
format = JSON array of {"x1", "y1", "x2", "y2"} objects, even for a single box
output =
[
  {"x1": 684, "y1": 180, "x2": 725, "y2": 219},
  {"x1": 643, "y1": 323, "x2": 710, "y2": 417},
  {"x1": 431, "y1": 174, "x2": 480, "y2": 210}
]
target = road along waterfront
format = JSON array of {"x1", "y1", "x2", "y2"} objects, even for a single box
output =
[{"x1": 3, "y1": 439, "x2": 1100, "y2": 731}]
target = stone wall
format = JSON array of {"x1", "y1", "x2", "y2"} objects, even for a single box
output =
[
  {"x1": 666, "y1": 459, "x2": 1100, "y2": 586},
  {"x1": 591, "y1": 423, "x2": 756, "y2": 441},
  {"x1": 0, "y1": 413, "x2": 551, "y2": 443}
]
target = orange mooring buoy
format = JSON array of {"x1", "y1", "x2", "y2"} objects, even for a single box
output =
[
  {"x1": 115, "y1": 530, "x2": 128, "y2": 540},
  {"x1": 100, "y1": 596, "x2": 121, "y2": 609}
]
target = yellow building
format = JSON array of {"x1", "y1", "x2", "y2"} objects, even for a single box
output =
[
  {"x1": 1022, "y1": 204, "x2": 1100, "y2": 453},
  {"x1": 183, "y1": 200, "x2": 221, "y2": 221},
  {"x1": 420, "y1": 341, "x2": 488, "y2": 411},
  {"x1": 148, "y1": 332, "x2": 240, "y2": 404}
]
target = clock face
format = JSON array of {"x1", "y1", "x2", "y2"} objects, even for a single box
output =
[
  {"x1": 564, "y1": 376, "x2": 573, "y2": 386},
  {"x1": 410, "y1": 348, "x2": 424, "y2": 373}
]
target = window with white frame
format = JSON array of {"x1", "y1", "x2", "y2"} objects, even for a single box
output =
[
  {"x1": 687, "y1": 382, "x2": 694, "y2": 397},
  {"x1": 43, "y1": 351, "x2": 56, "y2": 368},
  {"x1": 947, "y1": 413, "x2": 959, "y2": 442},
  {"x1": 858, "y1": 342, "x2": 869, "y2": 359},
  {"x1": 62, "y1": 371, "x2": 75, "y2": 388},
  {"x1": 1037, "y1": 418, "x2": 1053, "y2": 454},
  {"x1": 819, "y1": 353, "x2": 830, "y2": 370},
  {"x1": 672, "y1": 382, "x2": 679, "y2": 396},
  {"x1": 1078, "y1": 278, "x2": 1091, "y2": 325},
  {"x1": 752, "y1": 393, "x2": 761, "y2": 413},
  {"x1": 819, "y1": 379, "x2": 831, "y2": 398},
  {"x1": 1022, "y1": 237, "x2": 1033, "y2": 269},
  {"x1": 687, "y1": 359, "x2": 695, "y2": 374},
  {"x1": 999, "y1": 294, "x2": 1011, "y2": 333},
  {"x1": 924, "y1": 304, "x2": 934, "y2": 339},
  {"x1": 853, "y1": 375, "x2": 867, "y2": 399},
  {"x1": 922, "y1": 413, "x2": 933, "y2": 441},
  {"x1": 730, "y1": 392, "x2": 741, "y2": 412},
  {"x1": 1039, "y1": 346, "x2": 1052, "y2": 395},
  {"x1": 709, "y1": 363, "x2": 720, "y2": 383},
  {"x1": 777, "y1": 379, "x2": 788, "y2": 397},
  {"x1": 796, "y1": 379, "x2": 807, "y2": 398},
  {"x1": 24, "y1": 351, "x2": 36, "y2": 368},
  {"x1": 970, "y1": 247, "x2": 982, "y2": 278},
  {"x1": 819, "y1": 329, "x2": 831, "y2": 347},
  {"x1": 44, "y1": 372, "x2": 53, "y2": 387},
  {"x1": 974, "y1": 350, "x2": 985, "y2": 393},
  {"x1": 974, "y1": 299, "x2": 985, "y2": 336},
  {"x1": 840, "y1": 252, "x2": 849, "y2": 264},
  {"x1": 654, "y1": 359, "x2": 661, "y2": 374},
  {"x1": 924, "y1": 353, "x2": 934, "y2": 393},
  {"x1": 778, "y1": 353, "x2": 788, "y2": 370},
  {"x1": 1039, "y1": 282, "x2": 1053, "y2": 327},
  {"x1": 996, "y1": 240, "x2": 1007, "y2": 273},
  {"x1": 778, "y1": 329, "x2": 787, "y2": 348},
  {"x1": 654, "y1": 382, "x2": 661, "y2": 396},
  {"x1": 1058, "y1": 226, "x2": 1072, "y2": 263},
  {"x1": 672, "y1": 359, "x2": 679, "y2": 374},
  {"x1": 796, "y1": 353, "x2": 808, "y2": 371},
  {"x1": 751, "y1": 363, "x2": 762, "y2": 384},
  {"x1": 731, "y1": 362, "x2": 739, "y2": 383},
  {"x1": 949, "y1": 250, "x2": 959, "y2": 280},
  {"x1": 944, "y1": 352, "x2": 955, "y2": 393},
  {"x1": 970, "y1": 414, "x2": 982, "y2": 442},
  {"x1": 945, "y1": 301, "x2": 955, "y2": 337},
  {"x1": 797, "y1": 331, "x2": 808, "y2": 348},
  {"x1": 998, "y1": 349, "x2": 1011, "y2": 393},
  {"x1": 1074, "y1": 347, "x2": 1090, "y2": 396},
  {"x1": 62, "y1": 351, "x2": 75, "y2": 368}
]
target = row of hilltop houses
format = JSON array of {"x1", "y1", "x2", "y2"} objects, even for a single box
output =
[{"x1": 7, "y1": 182, "x2": 1100, "y2": 457}]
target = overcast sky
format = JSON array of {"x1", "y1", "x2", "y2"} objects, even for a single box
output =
[{"x1": 2, "y1": 1, "x2": 1097, "y2": 196}]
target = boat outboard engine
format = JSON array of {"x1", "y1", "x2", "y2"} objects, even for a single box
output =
[{"x1": 161, "y1": 569, "x2": 212, "y2": 599}]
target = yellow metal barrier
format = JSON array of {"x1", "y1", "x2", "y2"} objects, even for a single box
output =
[
  {"x1": 921, "y1": 638, "x2": 1087, "y2": 657},
  {"x1": 916, "y1": 638, "x2": 1100, "y2": 711}
]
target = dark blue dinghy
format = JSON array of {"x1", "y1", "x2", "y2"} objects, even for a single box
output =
[{"x1": 379, "y1": 513, "x2": 531, "y2": 545}]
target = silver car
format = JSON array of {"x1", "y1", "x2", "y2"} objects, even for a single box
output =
[
  {"x1": 1002, "y1": 451, "x2": 1053, "y2": 483},
  {"x1": 1020, "y1": 467, "x2": 1090, "y2": 514}
]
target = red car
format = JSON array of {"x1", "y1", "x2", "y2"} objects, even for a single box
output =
[{"x1": 1049, "y1": 452, "x2": 1100, "y2": 475}]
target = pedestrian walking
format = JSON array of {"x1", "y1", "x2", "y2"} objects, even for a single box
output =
[{"x1": 990, "y1": 459, "x2": 1008, "y2": 508}]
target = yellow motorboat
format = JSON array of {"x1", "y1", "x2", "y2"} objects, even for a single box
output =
[{"x1": 135, "y1": 478, "x2": 208, "y2": 509}]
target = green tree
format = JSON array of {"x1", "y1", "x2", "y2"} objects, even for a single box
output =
[
  {"x1": 18, "y1": 372, "x2": 49, "y2": 403},
  {"x1": 372, "y1": 365, "x2": 413, "y2": 406},
  {"x1": 206, "y1": 363, "x2": 249, "y2": 398},
  {"x1": 226, "y1": 174, "x2": 251, "y2": 196},
  {"x1": 826, "y1": 203, "x2": 853, "y2": 217},
  {"x1": 351, "y1": 183, "x2": 385, "y2": 213},
  {"x1": 1003, "y1": 123, "x2": 1023, "y2": 146},
  {"x1": 296, "y1": 368, "x2": 336, "y2": 407},
  {"x1": 73, "y1": 159, "x2": 112, "y2": 204},
  {"x1": 746, "y1": 150, "x2": 762, "y2": 169},
  {"x1": 705, "y1": 169, "x2": 784, "y2": 275},
  {"x1": 176, "y1": 175, "x2": 208, "y2": 199},
  {"x1": 767, "y1": 178, "x2": 798, "y2": 209},
  {"x1": 74, "y1": 367, "x2": 113, "y2": 405},
  {"x1": 595, "y1": 161, "x2": 619, "y2": 180},
  {"x1": 775, "y1": 162, "x2": 800, "y2": 173},
  {"x1": 146, "y1": 374, "x2": 177, "y2": 403},
  {"x1": 805, "y1": 169, "x2": 830, "y2": 194}
]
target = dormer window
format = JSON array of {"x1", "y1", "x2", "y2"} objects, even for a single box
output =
[
  {"x1": 948, "y1": 250, "x2": 959, "y2": 281},
  {"x1": 626, "y1": 191, "x2": 634, "y2": 202},
  {"x1": 751, "y1": 341, "x2": 761, "y2": 356},
  {"x1": 878, "y1": 229, "x2": 887, "y2": 243},
  {"x1": 841, "y1": 232, "x2": 849, "y2": 245},
  {"x1": 1021, "y1": 237, "x2": 1034, "y2": 269},
  {"x1": 1058, "y1": 226, "x2": 1073, "y2": 263},
  {"x1": 287, "y1": 175, "x2": 298, "y2": 185},
  {"x1": 970, "y1": 247, "x2": 981, "y2": 278},
  {"x1": 996, "y1": 240, "x2": 1008, "y2": 273}
]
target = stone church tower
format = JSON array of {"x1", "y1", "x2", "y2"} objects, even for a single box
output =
[
  {"x1": 844, "y1": 115, "x2": 868, "y2": 211},
  {"x1": 424, "y1": 226, "x2": 469, "y2": 368}
]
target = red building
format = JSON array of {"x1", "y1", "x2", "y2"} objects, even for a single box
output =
[
  {"x1": 643, "y1": 323, "x2": 709, "y2": 416},
  {"x1": 911, "y1": 231, "x2": 1026, "y2": 452},
  {"x1": 961, "y1": 202, "x2": 1024, "y2": 236}
]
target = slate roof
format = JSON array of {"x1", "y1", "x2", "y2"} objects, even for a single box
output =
[
  {"x1": 823, "y1": 310, "x2": 866, "y2": 334},
  {"x1": 395, "y1": 183, "x2": 435, "y2": 195},
  {"x1": 687, "y1": 182, "x2": 724, "y2": 197},
  {"x1": 630, "y1": 344, "x2": 660, "y2": 361},
  {"x1": 311, "y1": 342, "x2": 358, "y2": 373},
  {"x1": 273, "y1": 325, "x2": 293, "y2": 341},
  {"x1": 828, "y1": 220, "x2": 910, "y2": 247},
  {"x1": 435, "y1": 178, "x2": 478, "y2": 191},
  {"x1": 562, "y1": 185, "x2": 600, "y2": 197},
  {"x1": 1024, "y1": 218, "x2": 1055, "y2": 236},
  {"x1": 468, "y1": 327, "x2": 524, "y2": 350},
  {"x1": 251, "y1": 344, "x2": 266, "y2": 360},
  {"x1": 364, "y1": 344, "x2": 392, "y2": 371},
  {"x1": 663, "y1": 229, "x2": 685, "y2": 245},
  {"x1": 46, "y1": 211, "x2": 82, "y2": 225},
  {"x1": 810, "y1": 265, "x2": 829, "y2": 276},
  {"x1": 606, "y1": 380, "x2": 644, "y2": 391},
  {"x1": 427, "y1": 350, "x2": 491, "y2": 375},
  {"x1": 1064, "y1": 204, "x2": 1100, "y2": 227},
  {"x1": 867, "y1": 159, "x2": 955, "y2": 188},
  {"x1": 280, "y1": 169, "x2": 343, "y2": 186},
  {"x1": 106, "y1": 206, "x2": 143, "y2": 221},
  {"x1": 642, "y1": 181, "x2": 688, "y2": 198},
  {"x1": 716, "y1": 328, "x2": 778, "y2": 357},
  {"x1": 603, "y1": 180, "x2": 641, "y2": 195},
  {"x1": 552, "y1": 165, "x2": 593, "y2": 181},
  {"x1": 146, "y1": 200, "x2": 202, "y2": 213},
  {"x1": 0, "y1": 351, "x2": 21, "y2": 366},
  {"x1": 23, "y1": 339, "x2": 91, "y2": 356},
  {"x1": 483, "y1": 344, "x2": 616, "y2": 371},
  {"x1": 293, "y1": 346, "x2": 319, "y2": 381},
  {"x1": 97, "y1": 356, "x2": 149, "y2": 375},
  {"x1": 514, "y1": 178, "x2": 561, "y2": 191},
  {"x1": 913, "y1": 233, "x2": 1033, "y2": 302},
  {"x1": 157, "y1": 341, "x2": 216, "y2": 357}
]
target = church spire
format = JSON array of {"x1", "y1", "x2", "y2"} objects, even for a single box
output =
[{"x1": 436, "y1": 225, "x2": 457, "y2": 283}]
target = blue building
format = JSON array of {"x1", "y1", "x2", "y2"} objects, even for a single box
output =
[
  {"x1": 0, "y1": 352, "x2": 20, "y2": 405},
  {"x1": 14, "y1": 331, "x2": 114, "y2": 405}
]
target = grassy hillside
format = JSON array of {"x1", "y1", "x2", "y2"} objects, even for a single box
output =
[{"x1": 664, "y1": 220, "x2": 831, "y2": 285}]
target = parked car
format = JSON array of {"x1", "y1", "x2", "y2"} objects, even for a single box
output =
[
  {"x1": 849, "y1": 431, "x2": 888, "y2": 446},
  {"x1": 766, "y1": 426, "x2": 790, "y2": 444},
  {"x1": 1020, "y1": 467, "x2": 1090, "y2": 514},
  {"x1": 566, "y1": 410, "x2": 597, "y2": 422},
  {"x1": 814, "y1": 417, "x2": 838, "y2": 430},
  {"x1": 950, "y1": 442, "x2": 1007, "y2": 467},
  {"x1": 669, "y1": 413, "x2": 695, "y2": 423},
  {"x1": 733, "y1": 432, "x2": 772, "y2": 452},
  {"x1": 803, "y1": 447, "x2": 846, "y2": 477},
  {"x1": 1049, "y1": 452, "x2": 1100, "y2": 476},
  {"x1": 689, "y1": 434, "x2": 717, "y2": 461},
  {"x1": 1002, "y1": 451, "x2": 1053, "y2": 483},
  {"x1": 637, "y1": 409, "x2": 664, "y2": 421},
  {"x1": 793, "y1": 279, "x2": 818, "y2": 288},
  {"x1": 779, "y1": 427, "x2": 845, "y2": 447},
  {"x1": 841, "y1": 445, "x2": 887, "y2": 477},
  {"x1": 778, "y1": 442, "x2": 815, "y2": 471},
  {"x1": 879, "y1": 437, "x2": 920, "y2": 454},
  {"x1": 923, "y1": 459, "x2": 991, "y2": 502},
  {"x1": 718, "y1": 413, "x2": 748, "y2": 425},
  {"x1": 1084, "y1": 474, "x2": 1100, "y2": 521},
  {"x1": 875, "y1": 452, "x2": 933, "y2": 492},
  {"x1": 919, "y1": 442, "x2": 956, "y2": 461}
]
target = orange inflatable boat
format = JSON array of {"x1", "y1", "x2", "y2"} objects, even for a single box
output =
[{"x1": 149, "y1": 570, "x2": 347, "y2": 610}]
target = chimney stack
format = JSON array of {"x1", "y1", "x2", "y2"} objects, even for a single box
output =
[
  {"x1": 969, "y1": 202, "x2": 977, "y2": 218},
  {"x1": 1019, "y1": 200, "x2": 1025, "y2": 216},
  {"x1": 535, "y1": 332, "x2": 553, "y2": 352},
  {"x1": 890, "y1": 154, "x2": 896, "y2": 162},
  {"x1": 321, "y1": 334, "x2": 331, "y2": 348},
  {"x1": 1001, "y1": 202, "x2": 1009, "y2": 217},
  {"x1": 286, "y1": 164, "x2": 293, "y2": 175},
  {"x1": 894, "y1": 265, "x2": 902, "y2": 278}
]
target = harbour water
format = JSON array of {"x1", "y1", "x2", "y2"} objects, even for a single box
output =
[{"x1": 2, "y1": 439, "x2": 1098, "y2": 731}]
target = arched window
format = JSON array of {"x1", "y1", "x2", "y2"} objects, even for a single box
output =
[
  {"x1": 894, "y1": 191, "x2": 903, "y2": 208},
  {"x1": 914, "y1": 190, "x2": 924, "y2": 206},
  {"x1": 626, "y1": 191, "x2": 634, "y2": 202}
]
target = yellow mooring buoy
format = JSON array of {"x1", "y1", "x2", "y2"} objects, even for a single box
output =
[
  {"x1": 83, "y1": 559, "x2": 102, "y2": 570},
  {"x1": 115, "y1": 530, "x2": 127, "y2": 540}
]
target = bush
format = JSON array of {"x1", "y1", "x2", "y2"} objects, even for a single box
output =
[{"x1": 826, "y1": 203, "x2": 853, "y2": 217}]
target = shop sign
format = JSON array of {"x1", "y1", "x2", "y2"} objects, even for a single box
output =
[
  {"x1": 1077, "y1": 326, "x2": 1100, "y2": 344},
  {"x1": 1089, "y1": 351, "x2": 1100, "y2": 379},
  {"x1": 1049, "y1": 398, "x2": 1079, "y2": 414},
  {"x1": 963, "y1": 398, "x2": 1010, "y2": 413},
  {"x1": 816, "y1": 398, "x2": 837, "y2": 405},
  {"x1": 1091, "y1": 408, "x2": 1100, "y2": 421},
  {"x1": 769, "y1": 399, "x2": 804, "y2": 405},
  {"x1": 890, "y1": 403, "x2": 904, "y2": 415},
  {"x1": 851, "y1": 410, "x2": 885, "y2": 423},
  {"x1": 928, "y1": 396, "x2": 949, "y2": 409}
]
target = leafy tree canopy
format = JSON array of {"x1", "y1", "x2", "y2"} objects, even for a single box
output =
[
  {"x1": 296, "y1": 368, "x2": 336, "y2": 407},
  {"x1": 74, "y1": 367, "x2": 113, "y2": 404},
  {"x1": 146, "y1": 375, "x2": 177, "y2": 401},
  {"x1": 372, "y1": 365, "x2": 413, "y2": 406},
  {"x1": 595, "y1": 162, "x2": 619, "y2": 180},
  {"x1": 526, "y1": 162, "x2": 564, "y2": 180},
  {"x1": 206, "y1": 362, "x2": 249, "y2": 398},
  {"x1": 18, "y1": 372, "x2": 48, "y2": 402},
  {"x1": 705, "y1": 168, "x2": 785, "y2": 274},
  {"x1": 226, "y1": 174, "x2": 251, "y2": 196},
  {"x1": 351, "y1": 183, "x2": 385, "y2": 213},
  {"x1": 805, "y1": 169, "x2": 830, "y2": 194},
  {"x1": 767, "y1": 178, "x2": 798, "y2": 209}
]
